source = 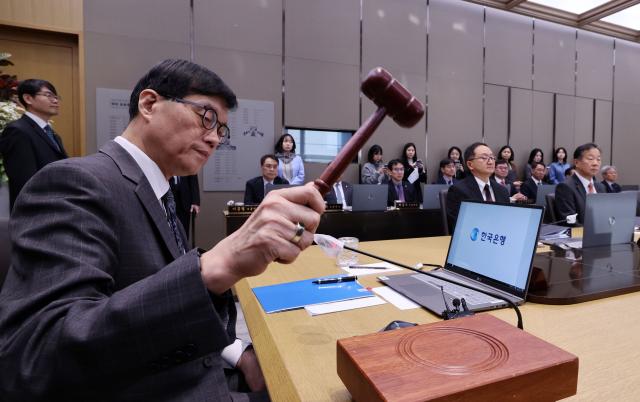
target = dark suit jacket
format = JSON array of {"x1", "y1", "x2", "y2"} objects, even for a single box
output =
[
  {"x1": 446, "y1": 175, "x2": 510, "y2": 232},
  {"x1": 170, "y1": 175, "x2": 200, "y2": 233},
  {"x1": 520, "y1": 177, "x2": 542, "y2": 201},
  {"x1": 601, "y1": 180, "x2": 621, "y2": 193},
  {"x1": 555, "y1": 175, "x2": 606, "y2": 224},
  {"x1": 0, "y1": 114, "x2": 68, "y2": 210},
  {"x1": 0, "y1": 141, "x2": 237, "y2": 401},
  {"x1": 387, "y1": 180, "x2": 418, "y2": 206},
  {"x1": 435, "y1": 176, "x2": 455, "y2": 185},
  {"x1": 243, "y1": 175, "x2": 289, "y2": 205},
  {"x1": 324, "y1": 181, "x2": 353, "y2": 206}
]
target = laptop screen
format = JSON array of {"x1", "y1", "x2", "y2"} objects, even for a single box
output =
[{"x1": 445, "y1": 201, "x2": 543, "y2": 297}]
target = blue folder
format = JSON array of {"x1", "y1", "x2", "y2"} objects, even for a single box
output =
[{"x1": 252, "y1": 275, "x2": 374, "y2": 313}]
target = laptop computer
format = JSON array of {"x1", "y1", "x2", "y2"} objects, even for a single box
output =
[
  {"x1": 535, "y1": 184, "x2": 556, "y2": 207},
  {"x1": 422, "y1": 184, "x2": 448, "y2": 209},
  {"x1": 552, "y1": 192, "x2": 636, "y2": 249},
  {"x1": 379, "y1": 200, "x2": 544, "y2": 316},
  {"x1": 351, "y1": 184, "x2": 388, "y2": 212}
]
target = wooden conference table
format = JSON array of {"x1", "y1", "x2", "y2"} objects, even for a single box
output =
[{"x1": 234, "y1": 235, "x2": 640, "y2": 401}]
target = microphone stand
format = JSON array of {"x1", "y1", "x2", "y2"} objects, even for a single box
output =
[{"x1": 343, "y1": 245, "x2": 524, "y2": 330}]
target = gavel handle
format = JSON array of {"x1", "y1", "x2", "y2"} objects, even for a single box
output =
[{"x1": 314, "y1": 107, "x2": 388, "y2": 195}]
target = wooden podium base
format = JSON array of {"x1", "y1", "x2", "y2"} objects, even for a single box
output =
[{"x1": 337, "y1": 314, "x2": 578, "y2": 401}]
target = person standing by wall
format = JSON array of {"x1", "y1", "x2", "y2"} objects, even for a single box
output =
[{"x1": 0, "y1": 79, "x2": 67, "y2": 210}]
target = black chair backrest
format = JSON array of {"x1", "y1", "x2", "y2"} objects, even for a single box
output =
[
  {"x1": 0, "y1": 217, "x2": 10, "y2": 290},
  {"x1": 438, "y1": 189, "x2": 449, "y2": 236},
  {"x1": 545, "y1": 193, "x2": 558, "y2": 224}
]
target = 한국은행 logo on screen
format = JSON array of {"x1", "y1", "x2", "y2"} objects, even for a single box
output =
[{"x1": 470, "y1": 227, "x2": 479, "y2": 241}]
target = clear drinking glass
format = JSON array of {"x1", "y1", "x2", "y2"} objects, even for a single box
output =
[{"x1": 336, "y1": 237, "x2": 359, "y2": 267}]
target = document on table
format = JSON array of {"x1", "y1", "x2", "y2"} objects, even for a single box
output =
[
  {"x1": 372, "y1": 286, "x2": 420, "y2": 310},
  {"x1": 305, "y1": 296, "x2": 386, "y2": 316},
  {"x1": 341, "y1": 261, "x2": 403, "y2": 276}
]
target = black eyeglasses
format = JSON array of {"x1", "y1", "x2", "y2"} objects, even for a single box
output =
[
  {"x1": 162, "y1": 95, "x2": 230, "y2": 139},
  {"x1": 36, "y1": 92, "x2": 62, "y2": 101}
]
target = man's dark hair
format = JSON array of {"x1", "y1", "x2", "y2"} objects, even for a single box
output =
[
  {"x1": 530, "y1": 161, "x2": 545, "y2": 170},
  {"x1": 439, "y1": 158, "x2": 455, "y2": 169},
  {"x1": 260, "y1": 154, "x2": 278, "y2": 166},
  {"x1": 565, "y1": 166, "x2": 574, "y2": 177},
  {"x1": 367, "y1": 144, "x2": 383, "y2": 164},
  {"x1": 494, "y1": 159, "x2": 508, "y2": 167},
  {"x1": 463, "y1": 142, "x2": 488, "y2": 168},
  {"x1": 387, "y1": 159, "x2": 403, "y2": 171},
  {"x1": 275, "y1": 133, "x2": 296, "y2": 153},
  {"x1": 573, "y1": 143, "x2": 599, "y2": 160},
  {"x1": 128, "y1": 59, "x2": 237, "y2": 120},
  {"x1": 17, "y1": 79, "x2": 57, "y2": 108}
]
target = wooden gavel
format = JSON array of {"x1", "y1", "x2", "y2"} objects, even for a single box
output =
[{"x1": 314, "y1": 67, "x2": 425, "y2": 195}]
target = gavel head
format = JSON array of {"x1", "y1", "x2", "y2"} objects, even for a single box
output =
[{"x1": 361, "y1": 67, "x2": 424, "y2": 128}]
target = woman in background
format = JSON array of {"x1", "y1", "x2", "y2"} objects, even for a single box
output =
[
  {"x1": 547, "y1": 147, "x2": 570, "y2": 184},
  {"x1": 275, "y1": 133, "x2": 305, "y2": 184},
  {"x1": 447, "y1": 146, "x2": 465, "y2": 180},
  {"x1": 361, "y1": 144, "x2": 389, "y2": 184},
  {"x1": 498, "y1": 145, "x2": 518, "y2": 184},
  {"x1": 401, "y1": 142, "x2": 426, "y2": 200},
  {"x1": 525, "y1": 148, "x2": 544, "y2": 180}
]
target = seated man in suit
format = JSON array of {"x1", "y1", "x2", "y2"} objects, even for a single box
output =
[
  {"x1": 494, "y1": 159, "x2": 527, "y2": 202},
  {"x1": 519, "y1": 161, "x2": 546, "y2": 201},
  {"x1": 324, "y1": 173, "x2": 353, "y2": 207},
  {"x1": 434, "y1": 158, "x2": 456, "y2": 186},
  {"x1": 0, "y1": 79, "x2": 68, "y2": 210},
  {"x1": 446, "y1": 142, "x2": 510, "y2": 231},
  {"x1": 555, "y1": 143, "x2": 605, "y2": 224},
  {"x1": 244, "y1": 154, "x2": 289, "y2": 204},
  {"x1": 387, "y1": 159, "x2": 418, "y2": 206},
  {"x1": 601, "y1": 165, "x2": 622, "y2": 193},
  {"x1": 0, "y1": 59, "x2": 325, "y2": 401}
]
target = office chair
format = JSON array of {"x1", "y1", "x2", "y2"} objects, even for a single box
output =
[
  {"x1": 545, "y1": 193, "x2": 558, "y2": 223},
  {"x1": 0, "y1": 217, "x2": 11, "y2": 290},
  {"x1": 438, "y1": 189, "x2": 449, "y2": 236}
]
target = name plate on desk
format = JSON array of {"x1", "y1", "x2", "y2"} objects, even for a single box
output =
[
  {"x1": 394, "y1": 201, "x2": 420, "y2": 209},
  {"x1": 325, "y1": 203, "x2": 344, "y2": 212},
  {"x1": 227, "y1": 205, "x2": 258, "y2": 214},
  {"x1": 337, "y1": 314, "x2": 578, "y2": 402}
]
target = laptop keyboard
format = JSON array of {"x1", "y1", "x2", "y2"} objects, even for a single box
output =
[{"x1": 414, "y1": 275, "x2": 503, "y2": 305}]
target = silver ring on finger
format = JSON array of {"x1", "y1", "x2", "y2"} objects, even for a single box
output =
[{"x1": 290, "y1": 222, "x2": 305, "y2": 244}]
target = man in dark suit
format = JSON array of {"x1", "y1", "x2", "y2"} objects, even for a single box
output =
[
  {"x1": 600, "y1": 165, "x2": 621, "y2": 193},
  {"x1": 434, "y1": 158, "x2": 456, "y2": 186},
  {"x1": 0, "y1": 79, "x2": 68, "y2": 210},
  {"x1": 519, "y1": 161, "x2": 546, "y2": 201},
  {"x1": 387, "y1": 159, "x2": 418, "y2": 206},
  {"x1": 244, "y1": 154, "x2": 289, "y2": 204},
  {"x1": 555, "y1": 143, "x2": 606, "y2": 224},
  {"x1": 0, "y1": 59, "x2": 324, "y2": 401},
  {"x1": 446, "y1": 143, "x2": 510, "y2": 231},
  {"x1": 324, "y1": 178, "x2": 353, "y2": 207},
  {"x1": 170, "y1": 174, "x2": 200, "y2": 234}
]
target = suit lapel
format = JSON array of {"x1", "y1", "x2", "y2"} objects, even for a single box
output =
[
  {"x1": 100, "y1": 141, "x2": 182, "y2": 260},
  {"x1": 22, "y1": 115, "x2": 66, "y2": 156}
]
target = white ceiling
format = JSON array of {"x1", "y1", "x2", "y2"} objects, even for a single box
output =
[{"x1": 465, "y1": 0, "x2": 640, "y2": 41}]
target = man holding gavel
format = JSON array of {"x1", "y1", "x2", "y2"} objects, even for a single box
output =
[{"x1": 0, "y1": 59, "x2": 324, "y2": 401}]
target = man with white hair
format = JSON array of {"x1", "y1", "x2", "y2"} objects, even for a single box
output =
[{"x1": 600, "y1": 165, "x2": 621, "y2": 193}]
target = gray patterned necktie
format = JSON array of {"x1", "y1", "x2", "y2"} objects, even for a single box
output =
[
  {"x1": 44, "y1": 125, "x2": 61, "y2": 152},
  {"x1": 162, "y1": 190, "x2": 186, "y2": 255}
]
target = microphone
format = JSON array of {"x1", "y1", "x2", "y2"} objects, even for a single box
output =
[
  {"x1": 545, "y1": 214, "x2": 578, "y2": 226},
  {"x1": 338, "y1": 242, "x2": 524, "y2": 330}
]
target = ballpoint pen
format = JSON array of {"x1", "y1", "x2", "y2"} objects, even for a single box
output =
[
  {"x1": 348, "y1": 265, "x2": 388, "y2": 270},
  {"x1": 312, "y1": 276, "x2": 358, "y2": 285}
]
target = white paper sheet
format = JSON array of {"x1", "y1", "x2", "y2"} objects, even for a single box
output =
[
  {"x1": 372, "y1": 287, "x2": 420, "y2": 310},
  {"x1": 341, "y1": 261, "x2": 403, "y2": 276},
  {"x1": 304, "y1": 296, "x2": 386, "y2": 316}
]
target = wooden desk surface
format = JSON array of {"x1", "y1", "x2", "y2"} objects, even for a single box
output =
[{"x1": 235, "y1": 236, "x2": 640, "y2": 401}]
